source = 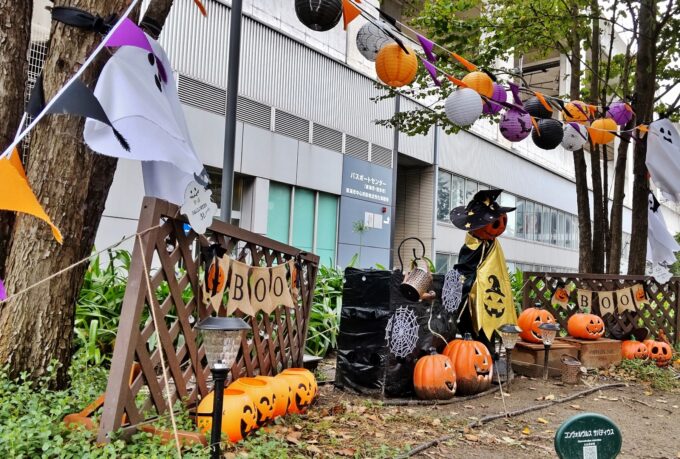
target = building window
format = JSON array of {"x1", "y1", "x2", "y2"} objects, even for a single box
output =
[
  {"x1": 267, "y1": 181, "x2": 338, "y2": 266},
  {"x1": 435, "y1": 252, "x2": 458, "y2": 273}
]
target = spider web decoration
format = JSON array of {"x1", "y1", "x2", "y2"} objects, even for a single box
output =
[
  {"x1": 442, "y1": 269, "x2": 464, "y2": 314},
  {"x1": 385, "y1": 306, "x2": 419, "y2": 358}
]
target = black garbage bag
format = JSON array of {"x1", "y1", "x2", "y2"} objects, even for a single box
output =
[{"x1": 335, "y1": 268, "x2": 458, "y2": 398}]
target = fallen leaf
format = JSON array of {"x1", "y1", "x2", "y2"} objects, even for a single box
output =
[
  {"x1": 464, "y1": 405, "x2": 475, "y2": 409},
  {"x1": 465, "y1": 434, "x2": 479, "y2": 442},
  {"x1": 644, "y1": 391, "x2": 653, "y2": 396},
  {"x1": 432, "y1": 418, "x2": 442, "y2": 426},
  {"x1": 335, "y1": 448, "x2": 356, "y2": 457},
  {"x1": 286, "y1": 432, "x2": 302, "y2": 445},
  {"x1": 294, "y1": 424, "x2": 303, "y2": 431},
  {"x1": 537, "y1": 418, "x2": 549, "y2": 424},
  {"x1": 522, "y1": 427, "x2": 531, "y2": 435},
  {"x1": 307, "y1": 445, "x2": 322, "y2": 455},
  {"x1": 545, "y1": 394, "x2": 555, "y2": 400},
  {"x1": 656, "y1": 399, "x2": 668, "y2": 404}
]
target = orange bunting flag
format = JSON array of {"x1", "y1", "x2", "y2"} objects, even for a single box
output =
[
  {"x1": 535, "y1": 92, "x2": 553, "y2": 112},
  {"x1": 193, "y1": 0, "x2": 207, "y2": 16},
  {"x1": 451, "y1": 53, "x2": 477, "y2": 72},
  {"x1": 530, "y1": 116, "x2": 541, "y2": 134},
  {"x1": 446, "y1": 75, "x2": 468, "y2": 88},
  {"x1": 342, "y1": 0, "x2": 362, "y2": 30},
  {"x1": 0, "y1": 148, "x2": 62, "y2": 243}
]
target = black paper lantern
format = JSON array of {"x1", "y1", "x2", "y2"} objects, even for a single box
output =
[
  {"x1": 524, "y1": 96, "x2": 553, "y2": 119},
  {"x1": 532, "y1": 118, "x2": 564, "y2": 150},
  {"x1": 295, "y1": 0, "x2": 343, "y2": 32}
]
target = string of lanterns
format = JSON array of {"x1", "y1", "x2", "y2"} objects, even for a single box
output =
[{"x1": 294, "y1": 0, "x2": 647, "y2": 152}]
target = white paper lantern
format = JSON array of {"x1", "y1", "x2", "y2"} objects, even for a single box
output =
[
  {"x1": 444, "y1": 88, "x2": 483, "y2": 127},
  {"x1": 356, "y1": 22, "x2": 391, "y2": 62},
  {"x1": 561, "y1": 122, "x2": 589, "y2": 151}
]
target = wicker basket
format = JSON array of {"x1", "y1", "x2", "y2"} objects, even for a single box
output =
[{"x1": 561, "y1": 354, "x2": 582, "y2": 385}]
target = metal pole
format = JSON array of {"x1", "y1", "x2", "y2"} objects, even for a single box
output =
[
  {"x1": 543, "y1": 345, "x2": 551, "y2": 380},
  {"x1": 209, "y1": 367, "x2": 229, "y2": 459},
  {"x1": 431, "y1": 124, "x2": 439, "y2": 262},
  {"x1": 506, "y1": 348, "x2": 512, "y2": 392},
  {"x1": 220, "y1": 0, "x2": 244, "y2": 222},
  {"x1": 388, "y1": 94, "x2": 400, "y2": 269}
]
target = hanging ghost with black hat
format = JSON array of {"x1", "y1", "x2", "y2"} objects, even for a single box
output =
[{"x1": 647, "y1": 190, "x2": 679, "y2": 283}]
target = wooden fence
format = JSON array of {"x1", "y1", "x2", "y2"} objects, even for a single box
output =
[
  {"x1": 521, "y1": 272, "x2": 680, "y2": 345},
  {"x1": 97, "y1": 198, "x2": 319, "y2": 442}
]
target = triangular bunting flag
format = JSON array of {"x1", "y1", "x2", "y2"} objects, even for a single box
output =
[
  {"x1": 193, "y1": 0, "x2": 207, "y2": 16},
  {"x1": 105, "y1": 18, "x2": 153, "y2": 53},
  {"x1": 446, "y1": 75, "x2": 467, "y2": 88},
  {"x1": 0, "y1": 277, "x2": 6, "y2": 301},
  {"x1": 0, "y1": 148, "x2": 63, "y2": 242},
  {"x1": 342, "y1": 0, "x2": 362, "y2": 30},
  {"x1": 451, "y1": 52, "x2": 477, "y2": 72},
  {"x1": 417, "y1": 34, "x2": 436, "y2": 62},
  {"x1": 421, "y1": 58, "x2": 441, "y2": 86}
]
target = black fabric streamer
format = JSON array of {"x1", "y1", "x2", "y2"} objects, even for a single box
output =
[
  {"x1": 27, "y1": 75, "x2": 130, "y2": 151},
  {"x1": 52, "y1": 6, "x2": 117, "y2": 35}
]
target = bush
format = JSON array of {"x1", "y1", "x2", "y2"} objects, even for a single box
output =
[{"x1": 305, "y1": 263, "x2": 345, "y2": 357}]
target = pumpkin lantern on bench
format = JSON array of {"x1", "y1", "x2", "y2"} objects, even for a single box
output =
[{"x1": 567, "y1": 312, "x2": 605, "y2": 340}]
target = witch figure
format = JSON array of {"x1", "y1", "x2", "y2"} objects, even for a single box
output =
[{"x1": 450, "y1": 189, "x2": 519, "y2": 352}]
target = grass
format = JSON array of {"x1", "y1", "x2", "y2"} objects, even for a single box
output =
[{"x1": 617, "y1": 359, "x2": 680, "y2": 391}]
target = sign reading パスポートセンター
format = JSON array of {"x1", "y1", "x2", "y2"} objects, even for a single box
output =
[
  {"x1": 341, "y1": 156, "x2": 393, "y2": 205},
  {"x1": 554, "y1": 413, "x2": 621, "y2": 459}
]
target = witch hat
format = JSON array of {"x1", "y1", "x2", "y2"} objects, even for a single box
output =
[{"x1": 450, "y1": 189, "x2": 515, "y2": 231}]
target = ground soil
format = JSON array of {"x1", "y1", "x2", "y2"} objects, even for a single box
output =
[{"x1": 225, "y1": 359, "x2": 680, "y2": 458}]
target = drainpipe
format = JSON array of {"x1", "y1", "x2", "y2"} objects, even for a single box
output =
[
  {"x1": 389, "y1": 94, "x2": 400, "y2": 269},
  {"x1": 431, "y1": 124, "x2": 439, "y2": 264}
]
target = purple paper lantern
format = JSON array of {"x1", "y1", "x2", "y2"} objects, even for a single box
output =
[
  {"x1": 482, "y1": 83, "x2": 507, "y2": 115},
  {"x1": 606, "y1": 102, "x2": 634, "y2": 127},
  {"x1": 500, "y1": 109, "x2": 532, "y2": 142}
]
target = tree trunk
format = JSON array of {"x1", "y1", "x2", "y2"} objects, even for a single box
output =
[
  {"x1": 608, "y1": 119, "x2": 633, "y2": 274},
  {"x1": 0, "y1": 1, "x2": 33, "y2": 278},
  {"x1": 569, "y1": 8, "x2": 592, "y2": 273},
  {"x1": 628, "y1": 0, "x2": 657, "y2": 274},
  {"x1": 602, "y1": 145, "x2": 610, "y2": 272},
  {"x1": 0, "y1": 0, "x2": 176, "y2": 388}
]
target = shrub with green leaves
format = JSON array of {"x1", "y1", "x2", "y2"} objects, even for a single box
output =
[{"x1": 305, "y1": 262, "x2": 345, "y2": 357}]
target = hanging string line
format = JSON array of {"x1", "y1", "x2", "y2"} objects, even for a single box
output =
[
  {"x1": 137, "y1": 232, "x2": 183, "y2": 458},
  {"x1": 0, "y1": 0, "x2": 141, "y2": 160}
]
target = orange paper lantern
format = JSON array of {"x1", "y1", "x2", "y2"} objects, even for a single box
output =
[
  {"x1": 196, "y1": 388, "x2": 258, "y2": 443},
  {"x1": 253, "y1": 375, "x2": 289, "y2": 418},
  {"x1": 461, "y1": 71, "x2": 494, "y2": 98},
  {"x1": 228, "y1": 377, "x2": 276, "y2": 426},
  {"x1": 375, "y1": 43, "x2": 418, "y2": 88},
  {"x1": 563, "y1": 100, "x2": 589, "y2": 123},
  {"x1": 588, "y1": 118, "x2": 617, "y2": 144}
]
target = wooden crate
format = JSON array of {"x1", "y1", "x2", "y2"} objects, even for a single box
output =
[
  {"x1": 511, "y1": 340, "x2": 579, "y2": 378},
  {"x1": 556, "y1": 337, "x2": 622, "y2": 369}
]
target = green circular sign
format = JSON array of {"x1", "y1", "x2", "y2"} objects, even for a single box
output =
[{"x1": 554, "y1": 413, "x2": 622, "y2": 459}]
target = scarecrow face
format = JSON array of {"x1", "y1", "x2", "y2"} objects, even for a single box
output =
[
  {"x1": 483, "y1": 274, "x2": 506, "y2": 318},
  {"x1": 472, "y1": 214, "x2": 507, "y2": 240}
]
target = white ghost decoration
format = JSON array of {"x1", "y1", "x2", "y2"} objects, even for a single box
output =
[
  {"x1": 560, "y1": 122, "x2": 589, "y2": 151},
  {"x1": 646, "y1": 119, "x2": 680, "y2": 203},
  {"x1": 83, "y1": 33, "x2": 206, "y2": 205},
  {"x1": 647, "y1": 191, "x2": 679, "y2": 283},
  {"x1": 180, "y1": 181, "x2": 218, "y2": 235}
]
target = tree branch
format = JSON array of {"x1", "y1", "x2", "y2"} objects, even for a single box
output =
[{"x1": 139, "y1": 0, "x2": 175, "y2": 38}]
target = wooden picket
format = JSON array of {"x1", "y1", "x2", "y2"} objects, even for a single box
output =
[
  {"x1": 521, "y1": 272, "x2": 679, "y2": 345},
  {"x1": 96, "y1": 197, "x2": 319, "y2": 442}
]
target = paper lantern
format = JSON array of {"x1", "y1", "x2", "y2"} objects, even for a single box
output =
[
  {"x1": 563, "y1": 100, "x2": 589, "y2": 123},
  {"x1": 531, "y1": 118, "x2": 564, "y2": 150},
  {"x1": 524, "y1": 97, "x2": 552, "y2": 119},
  {"x1": 589, "y1": 118, "x2": 617, "y2": 145},
  {"x1": 561, "y1": 122, "x2": 589, "y2": 151},
  {"x1": 461, "y1": 71, "x2": 494, "y2": 98},
  {"x1": 607, "y1": 101, "x2": 634, "y2": 126},
  {"x1": 375, "y1": 43, "x2": 418, "y2": 88},
  {"x1": 482, "y1": 83, "x2": 506, "y2": 115},
  {"x1": 356, "y1": 22, "x2": 390, "y2": 61},
  {"x1": 500, "y1": 109, "x2": 532, "y2": 142},
  {"x1": 294, "y1": 0, "x2": 343, "y2": 32},
  {"x1": 444, "y1": 88, "x2": 483, "y2": 127}
]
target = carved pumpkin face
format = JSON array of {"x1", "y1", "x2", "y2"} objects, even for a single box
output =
[
  {"x1": 254, "y1": 375, "x2": 289, "y2": 418},
  {"x1": 443, "y1": 334, "x2": 493, "y2": 395},
  {"x1": 634, "y1": 285, "x2": 648, "y2": 302},
  {"x1": 567, "y1": 313, "x2": 605, "y2": 340},
  {"x1": 281, "y1": 368, "x2": 318, "y2": 401},
  {"x1": 518, "y1": 307, "x2": 556, "y2": 343},
  {"x1": 196, "y1": 388, "x2": 258, "y2": 442},
  {"x1": 554, "y1": 288, "x2": 569, "y2": 303},
  {"x1": 276, "y1": 373, "x2": 313, "y2": 414},
  {"x1": 644, "y1": 339, "x2": 673, "y2": 367},
  {"x1": 228, "y1": 377, "x2": 276, "y2": 426},
  {"x1": 205, "y1": 260, "x2": 226, "y2": 293},
  {"x1": 472, "y1": 214, "x2": 507, "y2": 240},
  {"x1": 621, "y1": 340, "x2": 648, "y2": 360},
  {"x1": 413, "y1": 352, "x2": 457, "y2": 400}
]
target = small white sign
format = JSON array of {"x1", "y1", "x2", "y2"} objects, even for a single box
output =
[
  {"x1": 180, "y1": 180, "x2": 218, "y2": 235},
  {"x1": 364, "y1": 212, "x2": 374, "y2": 228},
  {"x1": 373, "y1": 213, "x2": 383, "y2": 229}
]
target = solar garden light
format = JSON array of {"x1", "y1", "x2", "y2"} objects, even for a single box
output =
[
  {"x1": 196, "y1": 317, "x2": 250, "y2": 459},
  {"x1": 538, "y1": 322, "x2": 561, "y2": 381},
  {"x1": 498, "y1": 324, "x2": 522, "y2": 391}
]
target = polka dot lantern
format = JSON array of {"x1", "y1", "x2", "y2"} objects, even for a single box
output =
[
  {"x1": 563, "y1": 100, "x2": 590, "y2": 123},
  {"x1": 482, "y1": 83, "x2": 506, "y2": 115},
  {"x1": 444, "y1": 88, "x2": 483, "y2": 127},
  {"x1": 356, "y1": 22, "x2": 391, "y2": 62},
  {"x1": 589, "y1": 118, "x2": 617, "y2": 145},
  {"x1": 531, "y1": 118, "x2": 564, "y2": 150},
  {"x1": 606, "y1": 102, "x2": 634, "y2": 127},
  {"x1": 375, "y1": 43, "x2": 418, "y2": 88},
  {"x1": 524, "y1": 96, "x2": 552, "y2": 119},
  {"x1": 561, "y1": 123, "x2": 589, "y2": 151},
  {"x1": 500, "y1": 109, "x2": 533, "y2": 142},
  {"x1": 461, "y1": 71, "x2": 494, "y2": 98},
  {"x1": 294, "y1": 0, "x2": 343, "y2": 32}
]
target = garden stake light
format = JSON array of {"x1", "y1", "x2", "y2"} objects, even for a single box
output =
[
  {"x1": 498, "y1": 324, "x2": 522, "y2": 391},
  {"x1": 538, "y1": 322, "x2": 561, "y2": 380}
]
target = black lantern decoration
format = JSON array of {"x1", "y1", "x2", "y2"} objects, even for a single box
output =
[
  {"x1": 498, "y1": 324, "x2": 522, "y2": 391},
  {"x1": 196, "y1": 317, "x2": 250, "y2": 459},
  {"x1": 524, "y1": 96, "x2": 553, "y2": 119},
  {"x1": 538, "y1": 322, "x2": 561, "y2": 380},
  {"x1": 295, "y1": 0, "x2": 343, "y2": 32},
  {"x1": 532, "y1": 118, "x2": 564, "y2": 150}
]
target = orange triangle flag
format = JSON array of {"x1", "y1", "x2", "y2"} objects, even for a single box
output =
[
  {"x1": 193, "y1": 0, "x2": 207, "y2": 16},
  {"x1": 0, "y1": 148, "x2": 62, "y2": 243},
  {"x1": 451, "y1": 53, "x2": 478, "y2": 72},
  {"x1": 343, "y1": 0, "x2": 362, "y2": 30},
  {"x1": 446, "y1": 75, "x2": 468, "y2": 88}
]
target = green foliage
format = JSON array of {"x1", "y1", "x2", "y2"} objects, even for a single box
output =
[
  {"x1": 306, "y1": 263, "x2": 345, "y2": 357},
  {"x1": 510, "y1": 268, "x2": 524, "y2": 313},
  {"x1": 618, "y1": 359, "x2": 680, "y2": 391}
]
